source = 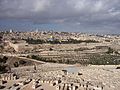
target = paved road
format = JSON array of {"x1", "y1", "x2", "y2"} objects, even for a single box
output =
[{"x1": 18, "y1": 57, "x2": 45, "y2": 64}]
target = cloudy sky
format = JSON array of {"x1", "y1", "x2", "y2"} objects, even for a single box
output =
[{"x1": 0, "y1": 0, "x2": 120, "y2": 33}]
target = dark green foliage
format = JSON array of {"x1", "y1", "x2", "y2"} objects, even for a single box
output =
[
  {"x1": 23, "y1": 38, "x2": 45, "y2": 44},
  {"x1": 105, "y1": 40, "x2": 110, "y2": 42},
  {"x1": 74, "y1": 48, "x2": 90, "y2": 51},
  {"x1": 27, "y1": 52, "x2": 120, "y2": 65},
  {"x1": 88, "y1": 54, "x2": 120, "y2": 65},
  {"x1": 14, "y1": 62, "x2": 19, "y2": 67},
  {"x1": 23, "y1": 38, "x2": 99, "y2": 44},
  {"x1": 19, "y1": 60, "x2": 27, "y2": 65},
  {"x1": 0, "y1": 85, "x2": 5, "y2": 89},
  {"x1": 49, "y1": 48, "x2": 53, "y2": 51},
  {"x1": 0, "y1": 56, "x2": 8, "y2": 73},
  {"x1": 106, "y1": 47, "x2": 119, "y2": 54},
  {"x1": 116, "y1": 67, "x2": 120, "y2": 69},
  {"x1": 0, "y1": 56, "x2": 8, "y2": 63},
  {"x1": 28, "y1": 55, "x2": 88, "y2": 65},
  {"x1": 31, "y1": 55, "x2": 47, "y2": 62},
  {"x1": 0, "y1": 45, "x2": 4, "y2": 49},
  {"x1": 60, "y1": 39, "x2": 99, "y2": 44},
  {"x1": 106, "y1": 47, "x2": 114, "y2": 54},
  {"x1": 0, "y1": 65, "x2": 7, "y2": 73},
  {"x1": 29, "y1": 55, "x2": 57, "y2": 63},
  {"x1": 3, "y1": 56, "x2": 8, "y2": 62},
  {"x1": 114, "y1": 51, "x2": 119, "y2": 54},
  {"x1": 47, "y1": 39, "x2": 60, "y2": 44}
]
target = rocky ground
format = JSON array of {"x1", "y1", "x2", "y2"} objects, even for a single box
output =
[{"x1": 0, "y1": 63, "x2": 120, "y2": 90}]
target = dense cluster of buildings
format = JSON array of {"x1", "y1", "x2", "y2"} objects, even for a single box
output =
[
  {"x1": 0, "y1": 30, "x2": 120, "y2": 90},
  {"x1": 0, "y1": 30, "x2": 120, "y2": 53},
  {"x1": 1, "y1": 30, "x2": 120, "y2": 43}
]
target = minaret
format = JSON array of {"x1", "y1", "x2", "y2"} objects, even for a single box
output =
[
  {"x1": 10, "y1": 29, "x2": 13, "y2": 33},
  {"x1": 35, "y1": 28, "x2": 38, "y2": 33}
]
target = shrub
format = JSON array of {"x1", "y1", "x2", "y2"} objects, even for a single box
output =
[
  {"x1": 19, "y1": 60, "x2": 27, "y2": 65},
  {"x1": 14, "y1": 62, "x2": 19, "y2": 67}
]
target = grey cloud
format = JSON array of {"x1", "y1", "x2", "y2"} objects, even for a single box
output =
[{"x1": 0, "y1": 0, "x2": 120, "y2": 33}]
